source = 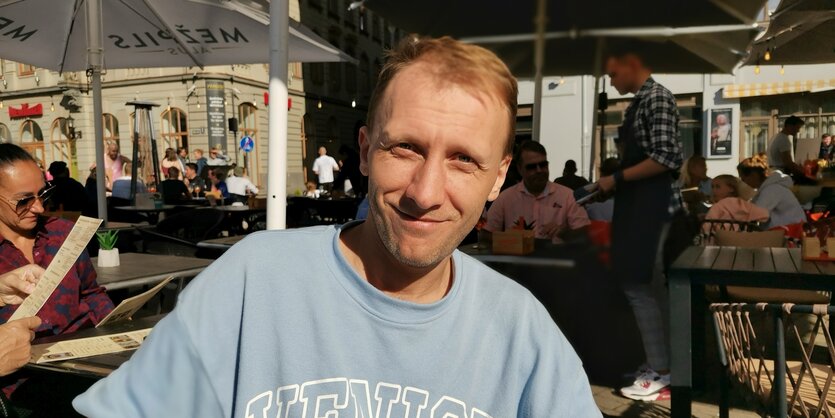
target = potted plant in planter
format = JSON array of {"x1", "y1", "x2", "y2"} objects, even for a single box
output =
[
  {"x1": 96, "y1": 230, "x2": 120, "y2": 267},
  {"x1": 492, "y1": 216, "x2": 536, "y2": 255}
]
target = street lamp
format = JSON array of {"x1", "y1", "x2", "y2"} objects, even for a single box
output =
[{"x1": 66, "y1": 115, "x2": 81, "y2": 140}]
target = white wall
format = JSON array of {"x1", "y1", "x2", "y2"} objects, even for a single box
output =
[{"x1": 518, "y1": 75, "x2": 596, "y2": 180}]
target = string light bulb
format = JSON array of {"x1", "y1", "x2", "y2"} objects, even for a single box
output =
[
  {"x1": 0, "y1": 100, "x2": 4, "y2": 109},
  {"x1": 780, "y1": 65, "x2": 785, "y2": 75},
  {"x1": 317, "y1": 99, "x2": 323, "y2": 109},
  {"x1": 351, "y1": 99, "x2": 356, "y2": 108},
  {"x1": 559, "y1": 76, "x2": 565, "y2": 85},
  {"x1": 764, "y1": 48, "x2": 771, "y2": 61},
  {"x1": 754, "y1": 62, "x2": 760, "y2": 74}
]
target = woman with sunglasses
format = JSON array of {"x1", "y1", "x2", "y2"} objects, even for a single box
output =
[{"x1": 0, "y1": 144, "x2": 114, "y2": 413}]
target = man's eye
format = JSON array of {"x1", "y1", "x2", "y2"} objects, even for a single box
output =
[
  {"x1": 456, "y1": 154, "x2": 475, "y2": 163},
  {"x1": 396, "y1": 143, "x2": 414, "y2": 150}
]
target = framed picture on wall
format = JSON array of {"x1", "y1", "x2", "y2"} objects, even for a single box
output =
[{"x1": 706, "y1": 108, "x2": 733, "y2": 158}]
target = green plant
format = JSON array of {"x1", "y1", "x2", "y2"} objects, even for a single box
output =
[{"x1": 96, "y1": 230, "x2": 119, "y2": 251}]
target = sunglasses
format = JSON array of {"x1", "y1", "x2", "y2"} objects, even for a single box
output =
[
  {"x1": 0, "y1": 183, "x2": 55, "y2": 213},
  {"x1": 524, "y1": 161, "x2": 549, "y2": 171}
]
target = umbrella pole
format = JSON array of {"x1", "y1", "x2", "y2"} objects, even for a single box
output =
[
  {"x1": 267, "y1": 0, "x2": 289, "y2": 230},
  {"x1": 588, "y1": 38, "x2": 605, "y2": 181},
  {"x1": 86, "y1": 0, "x2": 107, "y2": 224},
  {"x1": 532, "y1": 0, "x2": 546, "y2": 142}
]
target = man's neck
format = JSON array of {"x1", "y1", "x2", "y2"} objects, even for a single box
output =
[
  {"x1": 523, "y1": 182, "x2": 547, "y2": 196},
  {"x1": 339, "y1": 220, "x2": 452, "y2": 304},
  {"x1": 630, "y1": 73, "x2": 652, "y2": 94}
]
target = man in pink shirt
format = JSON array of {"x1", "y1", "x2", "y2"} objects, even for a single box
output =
[
  {"x1": 103, "y1": 141, "x2": 129, "y2": 191},
  {"x1": 485, "y1": 141, "x2": 590, "y2": 242}
]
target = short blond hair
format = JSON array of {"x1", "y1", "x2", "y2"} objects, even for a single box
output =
[{"x1": 367, "y1": 35, "x2": 518, "y2": 155}]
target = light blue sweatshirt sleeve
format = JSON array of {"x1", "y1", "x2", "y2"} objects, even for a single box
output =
[
  {"x1": 73, "y1": 247, "x2": 246, "y2": 417},
  {"x1": 520, "y1": 301, "x2": 602, "y2": 418}
]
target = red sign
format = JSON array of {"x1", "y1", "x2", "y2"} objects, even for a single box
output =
[
  {"x1": 262, "y1": 92, "x2": 292, "y2": 110},
  {"x1": 9, "y1": 103, "x2": 43, "y2": 119}
]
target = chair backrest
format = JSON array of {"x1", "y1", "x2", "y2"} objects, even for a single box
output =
[
  {"x1": 712, "y1": 303, "x2": 835, "y2": 417},
  {"x1": 698, "y1": 220, "x2": 759, "y2": 246},
  {"x1": 714, "y1": 229, "x2": 785, "y2": 248}
]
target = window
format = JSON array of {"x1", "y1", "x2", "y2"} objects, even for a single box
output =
[
  {"x1": 372, "y1": 16, "x2": 382, "y2": 42},
  {"x1": 328, "y1": 31, "x2": 342, "y2": 93},
  {"x1": 49, "y1": 118, "x2": 76, "y2": 176},
  {"x1": 327, "y1": 0, "x2": 340, "y2": 20},
  {"x1": 102, "y1": 113, "x2": 120, "y2": 144},
  {"x1": 0, "y1": 123, "x2": 11, "y2": 143},
  {"x1": 239, "y1": 103, "x2": 259, "y2": 180},
  {"x1": 19, "y1": 119, "x2": 44, "y2": 167},
  {"x1": 359, "y1": 10, "x2": 368, "y2": 35},
  {"x1": 17, "y1": 63, "x2": 34, "y2": 76},
  {"x1": 160, "y1": 107, "x2": 189, "y2": 150},
  {"x1": 359, "y1": 54, "x2": 370, "y2": 95}
]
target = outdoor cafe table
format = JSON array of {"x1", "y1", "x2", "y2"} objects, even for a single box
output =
[
  {"x1": 27, "y1": 315, "x2": 164, "y2": 380},
  {"x1": 92, "y1": 252, "x2": 212, "y2": 291},
  {"x1": 668, "y1": 245, "x2": 835, "y2": 418}
]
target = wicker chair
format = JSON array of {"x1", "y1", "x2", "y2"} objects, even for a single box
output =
[
  {"x1": 712, "y1": 303, "x2": 835, "y2": 417},
  {"x1": 697, "y1": 219, "x2": 760, "y2": 246}
]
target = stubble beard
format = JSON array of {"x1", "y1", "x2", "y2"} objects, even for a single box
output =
[{"x1": 367, "y1": 187, "x2": 468, "y2": 269}]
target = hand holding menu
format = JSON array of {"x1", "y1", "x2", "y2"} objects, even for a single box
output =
[{"x1": 10, "y1": 216, "x2": 102, "y2": 321}]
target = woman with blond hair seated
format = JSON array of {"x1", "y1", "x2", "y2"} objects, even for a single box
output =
[
  {"x1": 737, "y1": 154, "x2": 805, "y2": 230},
  {"x1": 705, "y1": 175, "x2": 768, "y2": 224}
]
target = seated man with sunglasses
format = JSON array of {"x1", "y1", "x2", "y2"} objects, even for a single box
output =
[
  {"x1": 0, "y1": 144, "x2": 114, "y2": 409},
  {"x1": 485, "y1": 141, "x2": 590, "y2": 243}
]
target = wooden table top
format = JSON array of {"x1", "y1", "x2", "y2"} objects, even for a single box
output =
[{"x1": 671, "y1": 246, "x2": 835, "y2": 283}]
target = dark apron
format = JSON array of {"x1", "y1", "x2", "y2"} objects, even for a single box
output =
[{"x1": 611, "y1": 97, "x2": 674, "y2": 284}]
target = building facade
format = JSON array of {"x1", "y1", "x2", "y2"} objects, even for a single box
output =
[
  {"x1": 298, "y1": 0, "x2": 401, "y2": 186},
  {"x1": 519, "y1": 64, "x2": 835, "y2": 181},
  {"x1": 0, "y1": 1, "x2": 310, "y2": 193}
]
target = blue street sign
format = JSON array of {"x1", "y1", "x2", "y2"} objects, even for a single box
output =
[{"x1": 240, "y1": 135, "x2": 255, "y2": 152}]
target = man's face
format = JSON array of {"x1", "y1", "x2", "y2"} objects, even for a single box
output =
[
  {"x1": 178, "y1": 149, "x2": 187, "y2": 158},
  {"x1": 824, "y1": 136, "x2": 832, "y2": 146},
  {"x1": 210, "y1": 149, "x2": 218, "y2": 159},
  {"x1": 606, "y1": 57, "x2": 634, "y2": 95},
  {"x1": 0, "y1": 161, "x2": 47, "y2": 233},
  {"x1": 518, "y1": 150, "x2": 549, "y2": 194},
  {"x1": 359, "y1": 62, "x2": 511, "y2": 268},
  {"x1": 185, "y1": 166, "x2": 196, "y2": 179},
  {"x1": 107, "y1": 145, "x2": 119, "y2": 160},
  {"x1": 716, "y1": 115, "x2": 728, "y2": 126}
]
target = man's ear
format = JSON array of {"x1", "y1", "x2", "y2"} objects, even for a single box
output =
[
  {"x1": 359, "y1": 126, "x2": 371, "y2": 176},
  {"x1": 488, "y1": 155, "x2": 513, "y2": 201}
]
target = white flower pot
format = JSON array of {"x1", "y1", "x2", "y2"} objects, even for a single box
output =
[{"x1": 98, "y1": 248, "x2": 120, "y2": 267}]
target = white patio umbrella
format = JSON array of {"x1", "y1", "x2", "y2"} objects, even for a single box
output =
[{"x1": 0, "y1": 0, "x2": 352, "y2": 225}]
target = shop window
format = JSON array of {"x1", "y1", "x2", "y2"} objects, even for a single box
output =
[
  {"x1": 19, "y1": 119, "x2": 44, "y2": 167},
  {"x1": 160, "y1": 107, "x2": 189, "y2": 150},
  {"x1": 103, "y1": 113, "x2": 119, "y2": 144},
  {"x1": 0, "y1": 123, "x2": 11, "y2": 143},
  {"x1": 239, "y1": 103, "x2": 259, "y2": 179}
]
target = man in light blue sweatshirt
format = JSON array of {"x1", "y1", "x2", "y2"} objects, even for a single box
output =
[{"x1": 74, "y1": 35, "x2": 602, "y2": 418}]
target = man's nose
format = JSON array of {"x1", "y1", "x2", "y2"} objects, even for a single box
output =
[{"x1": 405, "y1": 159, "x2": 446, "y2": 211}]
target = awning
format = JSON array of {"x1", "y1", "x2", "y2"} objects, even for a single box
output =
[{"x1": 722, "y1": 78, "x2": 835, "y2": 98}]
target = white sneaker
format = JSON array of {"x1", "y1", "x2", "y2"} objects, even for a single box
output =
[
  {"x1": 627, "y1": 387, "x2": 671, "y2": 402},
  {"x1": 620, "y1": 370, "x2": 670, "y2": 401},
  {"x1": 622, "y1": 363, "x2": 650, "y2": 380}
]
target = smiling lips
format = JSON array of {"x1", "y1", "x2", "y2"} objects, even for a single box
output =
[{"x1": 392, "y1": 206, "x2": 447, "y2": 230}]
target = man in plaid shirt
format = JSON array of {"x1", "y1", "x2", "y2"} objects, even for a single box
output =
[{"x1": 598, "y1": 46, "x2": 683, "y2": 402}]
